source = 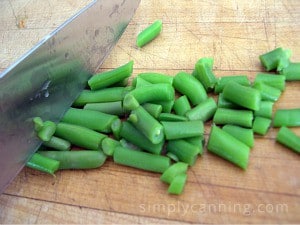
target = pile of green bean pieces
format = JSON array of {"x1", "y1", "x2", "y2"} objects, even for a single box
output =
[{"x1": 27, "y1": 22, "x2": 300, "y2": 196}]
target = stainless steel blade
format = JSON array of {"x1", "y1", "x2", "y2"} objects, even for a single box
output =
[{"x1": 0, "y1": 0, "x2": 140, "y2": 193}]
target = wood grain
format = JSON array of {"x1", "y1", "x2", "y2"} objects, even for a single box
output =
[{"x1": 0, "y1": 0, "x2": 300, "y2": 223}]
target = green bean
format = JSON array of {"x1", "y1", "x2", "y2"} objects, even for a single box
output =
[
  {"x1": 214, "y1": 75, "x2": 250, "y2": 94},
  {"x1": 62, "y1": 108, "x2": 118, "y2": 133},
  {"x1": 38, "y1": 121, "x2": 56, "y2": 142},
  {"x1": 162, "y1": 120, "x2": 204, "y2": 140},
  {"x1": 88, "y1": 61, "x2": 133, "y2": 90},
  {"x1": 39, "y1": 150, "x2": 107, "y2": 169},
  {"x1": 173, "y1": 72, "x2": 207, "y2": 105},
  {"x1": 167, "y1": 139, "x2": 201, "y2": 166},
  {"x1": 254, "y1": 101, "x2": 274, "y2": 119},
  {"x1": 252, "y1": 116, "x2": 272, "y2": 135},
  {"x1": 155, "y1": 100, "x2": 174, "y2": 113},
  {"x1": 33, "y1": 117, "x2": 43, "y2": 132},
  {"x1": 111, "y1": 118, "x2": 122, "y2": 140},
  {"x1": 73, "y1": 87, "x2": 126, "y2": 107},
  {"x1": 119, "y1": 138, "x2": 141, "y2": 151},
  {"x1": 273, "y1": 108, "x2": 300, "y2": 127},
  {"x1": 193, "y1": 57, "x2": 218, "y2": 92},
  {"x1": 276, "y1": 126, "x2": 300, "y2": 153},
  {"x1": 124, "y1": 83, "x2": 174, "y2": 108},
  {"x1": 185, "y1": 97, "x2": 217, "y2": 122},
  {"x1": 217, "y1": 93, "x2": 241, "y2": 109},
  {"x1": 222, "y1": 125, "x2": 254, "y2": 148},
  {"x1": 120, "y1": 121, "x2": 163, "y2": 154},
  {"x1": 133, "y1": 76, "x2": 152, "y2": 88},
  {"x1": 166, "y1": 152, "x2": 179, "y2": 162},
  {"x1": 142, "y1": 103, "x2": 162, "y2": 119},
  {"x1": 136, "y1": 20, "x2": 162, "y2": 48},
  {"x1": 160, "y1": 162, "x2": 188, "y2": 184},
  {"x1": 123, "y1": 94, "x2": 140, "y2": 110},
  {"x1": 173, "y1": 95, "x2": 191, "y2": 116},
  {"x1": 168, "y1": 173, "x2": 187, "y2": 195},
  {"x1": 213, "y1": 108, "x2": 253, "y2": 128},
  {"x1": 129, "y1": 106, "x2": 164, "y2": 144},
  {"x1": 255, "y1": 73, "x2": 286, "y2": 91},
  {"x1": 207, "y1": 125, "x2": 250, "y2": 169},
  {"x1": 159, "y1": 113, "x2": 188, "y2": 122},
  {"x1": 185, "y1": 136, "x2": 205, "y2": 152},
  {"x1": 55, "y1": 122, "x2": 106, "y2": 150},
  {"x1": 279, "y1": 62, "x2": 300, "y2": 81},
  {"x1": 43, "y1": 136, "x2": 71, "y2": 151},
  {"x1": 253, "y1": 81, "x2": 282, "y2": 102},
  {"x1": 136, "y1": 72, "x2": 173, "y2": 85},
  {"x1": 83, "y1": 101, "x2": 124, "y2": 116},
  {"x1": 26, "y1": 153, "x2": 60, "y2": 175},
  {"x1": 259, "y1": 47, "x2": 291, "y2": 71},
  {"x1": 101, "y1": 137, "x2": 120, "y2": 156},
  {"x1": 113, "y1": 146, "x2": 170, "y2": 173},
  {"x1": 223, "y1": 81, "x2": 261, "y2": 111}
]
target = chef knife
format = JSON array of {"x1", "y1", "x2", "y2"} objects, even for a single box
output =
[{"x1": 0, "y1": 0, "x2": 140, "y2": 193}]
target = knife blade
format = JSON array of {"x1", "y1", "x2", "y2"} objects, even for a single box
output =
[{"x1": 0, "y1": 0, "x2": 140, "y2": 194}]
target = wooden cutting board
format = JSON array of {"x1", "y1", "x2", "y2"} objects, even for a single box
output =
[{"x1": 0, "y1": 0, "x2": 299, "y2": 223}]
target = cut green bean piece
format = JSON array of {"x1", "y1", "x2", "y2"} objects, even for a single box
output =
[
  {"x1": 43, "y1": 136, "x2": 71, "y2": 151},
  {"x1": 113, "y1": 146, "x2": 170, "y2": 173},
  {"x1": 255, "y1": 73, "x2": 286, "y2": 91},
  {"x1": 213, "y1": 108, "x2": 253, "y2": 128},
  {"x1": 137, "y1": 72, "x2": 173, "y2": 85},
  {"x1": 111, "y1": 118, "x2": 122, "y2": 140},
  {"x1": 136, "y1": 20, "x2": 162, "y2": 48},
  {"x1": 55, "y1": 122, "x2": 106, "y2": 150},
  {"x1": 84, "y1": 101, "x2": 124, "y2": 116},
  {"x1": 185, "y1": 136, "x2": 205, "y2": 152},
  {"x1": 166, "y1": 152, "x2": 179, "y2": 162},
  {"x1": 62, "y1": 108, "x2": 118, "y2": 133},
  {"x1": 223, "y1": 81, "x2": 261, "y2": 111},
  {"x1": 120, "y1": 121, "x2": 163, "y2": 154},
  {"x1": 73, "y1": 87, "x2": 125, "y2": 107},
  {"x1": 119, "y1": 138, "x2": 141, "y2": 151},
  {"x1": 38, "y1": 121, "x2": 56, "y2": 142},
  {"x1": 167, "y1": 139, "x2": 201, "y2": 166},
  {"x1": 217, "y1": 93, "x2": 241, "y2": 109},
  {"x1": 26, "y1": 153, "x2": 60, "y2": 175},
  {"x1": 193, "y1": 57, "x2": 217, "y2": 92},
  {"x1": 252, "y1": 116, "x2": 272, "y2": 135},
  {"x1": 259, "y1": 47, "x2": 291, "y2": 71},
  {"x1": 129, "y1": 106, "x2": 164, "y2": 144},
  {"x1": 102, "y1": 137, "x2": 120, "y2": 156},
  {"x1": 186, "y1": 97, "x2": 217, "y2": 122},
  {"x1": 162, "y1": 120, "x2": 204, "y2": 140},
  {"x1": 33, "y1": 117, "x2": 43, "y2": 132},
  {"x1": 173, "y1": 72, "x2": 207, "y2": 105},
  {"x1": 133, "y1": 76, "x2": 152, "y2": 88},
  {"x1": 125, "y1": 83, "x2": 174, "y2": 107},
  {"x1": 159, "y1": 113, "x2": 188, "y2": 122},
  {"x1": 222, "y1": 125, "x2": 254, "y2": 148},
  {"x1": 39, "y1": 151, "x2": 107, "y2": 169},
  {"x1": 279, "y1": 62, "x2": 300, "y2": 81},
  {"x1": 254, "y1": 101, "x2": 274, "y2": 119},
  {"x1": 123, "y1": 94, "x2": 140, "y2": 110},
  {"x1": 142, "y1": 103, "x2": 162, "y2": 119},
  {"x1": 273, "y1": 108, "x2": 300, "y2": 127},
  {"x1": 214, "y1": 75, "x2": 250, "y2": 94},
  {"x1": 155, "y1": 100, "x2": 174, "y2": 113},
  {"x1": 160, "y1": 162, "x2": 188, "y2": 184},
  {"x1": 253, "y1": 81, "x2": 281, "y2": 102},
  {"x1": 168, "y1": 173, "x2": 187, "y2": 195},
  {"x1": 207, "y1": 125, "x2": 250, "y2": 169},
  {"x1": 88, "y1": 61, "x2": 133, "y2": 90},
  {"x1": 276, "y1": 126, "x2": 300, "y2": 153},
  {"x1": 173, "y1": 95, "x2": 191, "y2": 116}
]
